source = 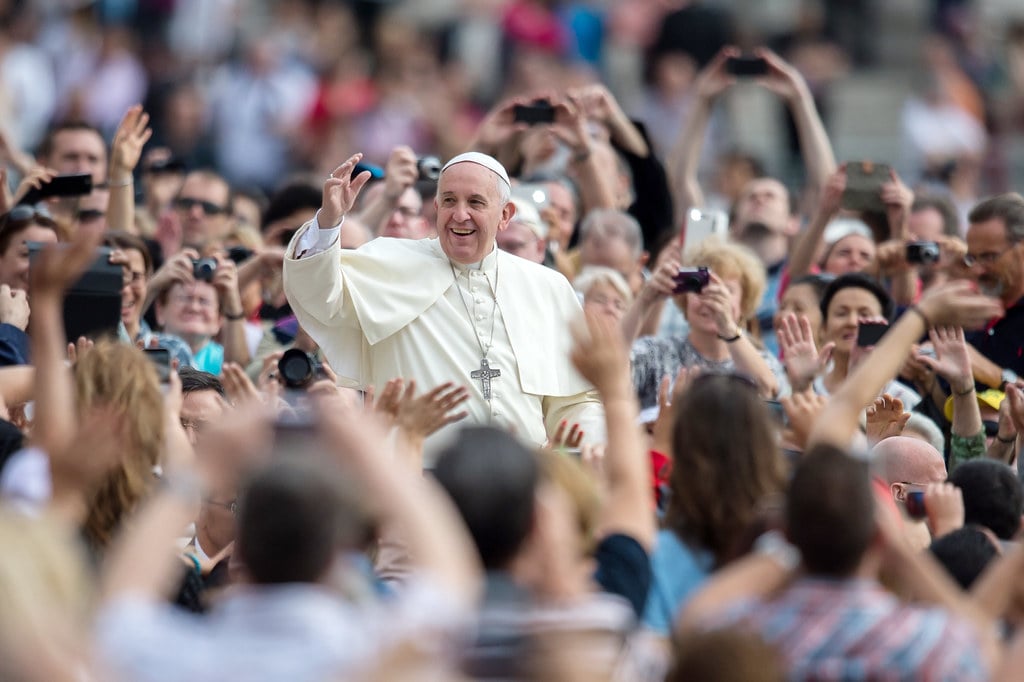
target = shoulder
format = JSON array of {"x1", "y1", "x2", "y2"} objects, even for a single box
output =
[{"x1": 500, "y1": 251, "x2": 575, "y2": 288}]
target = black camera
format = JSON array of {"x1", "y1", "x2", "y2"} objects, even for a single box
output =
[
  {"x1": 277, "y1": 348, "x2": 325, "y2": 390},
  {"x1": 192, "y1": 258, "x2": 217, "y2": 283},
  {"x1": 906, "y1": 241, "x2": 941, "y2": 265},
  {"x1": 417, "y1": 156, "x2": 442, "y2": 182},
  {"x1": 673, "y1": 266, "x2": 711, "y2": 294},
  {"x1": 513, "y1": 99, "x2": 556, "y2": 125}
]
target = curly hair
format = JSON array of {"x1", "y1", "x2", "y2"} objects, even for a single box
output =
[
  {"x1": 681, "y1": 237, "x2": 767, "y2": 322},
  {"x1": 665, "y1": 373, "x2": 786, "y2": 567},
  {"x1": 75, "y1": 340, "x2": 165, "y2": 550}
]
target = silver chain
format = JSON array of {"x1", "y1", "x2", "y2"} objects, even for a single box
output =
[{"x1": 449, "y1": 258, "x2": 500, "y2": 359}]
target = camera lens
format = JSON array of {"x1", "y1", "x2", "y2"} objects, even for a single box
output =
[
  {"x1": 193, "y1": 258, "x2": 217, "y2": 283},
  {"x1": 417, "y1": 156, "x2": 441, "y2": 182},
  {"x1": 278, "y1": 349, "x2": 315, "y2": 389}
]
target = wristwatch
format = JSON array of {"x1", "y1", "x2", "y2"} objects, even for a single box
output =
[{"x1": 1001, "y1": 368, "x2": 1019, "y2": 389}]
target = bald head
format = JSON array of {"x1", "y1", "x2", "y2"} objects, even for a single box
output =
[{"x1": 873, "y1": 436, "x2": 947, "y2": 487}]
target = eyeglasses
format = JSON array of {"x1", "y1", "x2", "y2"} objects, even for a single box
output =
[
  {"x1": 205, "y1": 499, "x2": 237, "y2": 515},
  {"x1": 393, "y1": 206, "x2": 421, "y2": 218},
  {"x1": 3, "y1": 204, "x2": 53, "y2": 225},
  {"x1": 962, "y1": 252, "x2": 1003, "y2": 268},
  {"x1": 174, "y1": 197, "x2": 228, "y2": 216},
  {"x1": 76, "y1": 209, "x2": 106, "y2": 223},
  {"x1": 123, "y1": 270, "x2": 146, "y2": 285}
]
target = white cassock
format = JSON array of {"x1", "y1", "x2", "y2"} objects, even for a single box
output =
[{"x1": 283, "y1": 220, "x2": 605, "y2": 461}]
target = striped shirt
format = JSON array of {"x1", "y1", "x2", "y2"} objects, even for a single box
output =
[{"x1": 709, "y1": 578, "x2": 988, "y2": 681}]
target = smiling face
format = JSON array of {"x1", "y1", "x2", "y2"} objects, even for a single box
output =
[
  {"x1": 156, "y1": 280, "x2": 222, "y2": 348},
  {"x1": 0, "y1": 223, "x2": 58, "y2": 291},
  {"x1": 823, "y1": 287, "x2": 884, "y2": 355},
  {"x1": 120, "y1": 248, "x2": 148, "y2": 333},
  {"x1": 682, "y1": 275, "x2": 743, "y2": 335},
  {"x1": 822, "y1": 234, "x2": 876, "y2": 275},
  {"x1": 435, "y1": 162, "x2": 514, "y2": 264},
  {"x1": 965, "y1": 217, "x2": 1024, "y2": 305}
]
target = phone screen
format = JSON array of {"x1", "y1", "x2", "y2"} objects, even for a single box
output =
[
  {"x1": 856, "y1": 322, "x2": 888, "y2": 347},
  {"x1": 143, "y1": 348, "x2": 172, "y2": 383}
]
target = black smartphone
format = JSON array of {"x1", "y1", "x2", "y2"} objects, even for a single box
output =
[
  {"x1": 904, "y1": 490, "x2": 927, "y2": 520},
  {"x1": 513, "y1": 100, "x2": 556, "y2": 125},
  {"x1": 906, "y1": 241, "x2": 940, "y2": 265},
  {"x1": 143, "y1": 348, "x2": 172, "y2": 383},
  {"x1": 726, "y1": 55, "x2": 769, "y2": 77},
  {"x1": 226, "y1": 245, "x2": 253, "y2": 265},
  {"x1": 856, "y1": 321, "x2": 888, "y2": 347},
  {"x1": 842, "y1": 161, "x2": 891, "y2": 213},
  {"x1": 19, "y1": 173, "x2": 93, "y2": 205}
]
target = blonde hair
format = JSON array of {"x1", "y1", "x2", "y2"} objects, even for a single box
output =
[
  {"x1": 574, "y1": 266, "x2": 633, "y2": 305},
  {"x1": 681, "y1": 237, "x2": 767, "y2": 321},
  {"x1": 75, "y1": 340, "x2": 165, "y2": 549},
  {"x1": 537, "y1": 448, "x2": 602, "y2": 554}
]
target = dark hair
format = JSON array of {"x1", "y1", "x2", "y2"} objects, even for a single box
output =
[
  {"x1": 912, "y1": 194, "x2": 961, "y2": 237},
  {"x1": 180, "y1": 169, "x2": 232, "y2": 211},
  {"x1": 788, "y1": 274, "x2": 833, "y2": 303},
  {"x1": 948, "y1": 459, "x2": 1023, "y2": 540},
  {"x1": 236, "y1": 458, "x2": 374, "y2": 585},
  {"x1": 104, "y1": 230, "x2": 153, "y2": 276},
  {"x1": 819, "y1": 273, "x2": 894, "y2": 322},
  {"x1": 786, "y1": 444, "x2": 875, "y2": 577},
  {"x1": 262, "y1": 181, "x2": 322, "y2": 234},
  {"x1": 669, "y1": 628, "x2": 785, "y2": 682},
  {"x1": 36, "y1": 121, "x2": 104, "y2": 161},
  {"x1": 177, "y1": 366, "x2": 226, "y2": 399},
  {"x1": 432, "y1": 426, "x2": 539, "y2": 570},
  {"x1": 0, "y1": 207, "x2": 59, "y2": 256},
  {"x1": 666, "y1": 373, "x2": 786, "y2": 566},
  {"x1": 968, "y1": 193, "x2": 1024, "y2": 242},
  {"x1": 928, "y1": 525, "x2": 1000, "y2": 589}
]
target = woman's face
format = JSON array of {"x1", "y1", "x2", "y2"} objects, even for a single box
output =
[
  {"x1": 583, "y1": 281, "x2": 628, "y2": 322},
  {"x1": 822, "y1": 234, "x2": 876, "y2": 275},
  {"x1": 121, "y1": 249, "x2": 148, "y2": 331},
  {"x1": 773, "y1": 283, "x2": 823, "y2": 340},
  {"x1": 0, "y1": 224, "x2": 58, "y2": 291},
  {"x1": 682, "y1": 275, "x2": 743, "y2": 335},
  {"x1": 156, "y1": 280, "x2": 221, "y2": 342},
  {"x1": 823, "y1": 287, "x2": 883, "y2": 355}
]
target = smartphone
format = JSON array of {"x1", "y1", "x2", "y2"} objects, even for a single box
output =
[
  {"x1": 856, "y1": 321, "x2": 888, "y2": 347},
  {"x1": 906, "y1": 241, "x2": 940, "y2": 265},
  {"x1": 143, "y1": 348, "x2": 172, "y2": 383},
  {"x1": 513, "y1": 100, "x2": 556, "y2": 125},
  {"x1": 19, "y1": 173, "x2": 93, "y2": 204},
  {"x1": 904, "y1": 490, "x2": 927, "y2": 520},
  {"x1": 726, "y1": 55, "x2": 769, "y2": 77},
  {"x1": 513, "y1": 183, "x2": 549, "y2": 210},
  {"x1": 226, "y1": 245, "x2": 253, "y2": 264},
  {"x1": 842, "y1": 161, "x2": 891, "y2": 213},
  {"x1": 682, "y1": 208, "x2": 728, "y2": 251}
]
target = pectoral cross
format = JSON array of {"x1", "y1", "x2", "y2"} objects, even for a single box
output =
[{"x1": 471, "y1": 357, "x2": 501, "y2": 401}]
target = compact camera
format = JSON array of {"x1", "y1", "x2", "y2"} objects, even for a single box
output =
[
  {"x1": 417, "y1": 156, "x2": 442, "y2": 182},
  {"x1": 192, "y1": 258, "x2": 218, "y2": 283},
  {"x1": 673, "y1": 266, "x2": 711, "y2": 294},
  {"x1": 906, "y1": 241, "x2": 941, "y2": 265}
]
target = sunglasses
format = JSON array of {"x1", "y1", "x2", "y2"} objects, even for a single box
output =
[
  {"x1": 174, "y1": 197, "x2": 227, "y2": 217},
  {"x1": 4, "y1": 204, "x2": 53, "y2": 223}
]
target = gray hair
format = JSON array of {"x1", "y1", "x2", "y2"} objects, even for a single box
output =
[
  {"x1": 969, "y1": 193, "x2": 1024, "y2": 242},
  {"x1": 903, "y1": 413, "x2": 946, "y2": 455},
  {"x1": 578, "y1": 208, "x2": 643, "y2": 259},
  {"x1": 573, "y1": 266, "x2": 633, "y2": 304}
]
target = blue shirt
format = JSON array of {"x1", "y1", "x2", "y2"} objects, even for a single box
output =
[{"x1": 642, "y1": 529, "x2": 714, "y2": 635}]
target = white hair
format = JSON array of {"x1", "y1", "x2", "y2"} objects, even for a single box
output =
[
  {"x1": 574, "y1": 265, "x2": 633, "y2": 304},
  {"x1": 578, "y1": 208, "x2": 643, "y2": 259},
  {"x1": 903, "y1": 413, "x2": 946, "y2": 456}
]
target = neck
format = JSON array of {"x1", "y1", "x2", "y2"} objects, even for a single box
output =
[
  {"x1": 740, "y1": 232, "x2": 788, "y2": 268},
  {"x1": 196, "y1": 525, "x2": 227, "y2": 559},
  {"x1": 824, "y1": 351, "x2": 849, "y2": 392},
  {"x1": 179, "y1": 332, "x2": 211, "y2": 354},
  {"x1": 688, "y1": 327, "x2": 729, "y2": 361},
  {"x1": 125, "y1": 318, "x2": 140, "y2": 340}
]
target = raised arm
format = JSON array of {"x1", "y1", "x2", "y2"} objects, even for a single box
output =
[
  {"x1": 917, "y1": 327, "x2": 983, "y2": 469},
  {"x1": 212, "y1": 255, "x2": 251, "y2": 367},
  {"x1": 571, "y1": 311, "x2": 655, "y2": 550},
  {"x1": 621, "y1": 253, "x2": 680, "y2": 342},
  {"x1": 666, "y1": 47, "x2": 737, "y2": 226},
  {"x1": 809, "y1": 282, "x2": 1003, "y2": 449},
  {"x1": 354, "y1": 145, "x2": 419, "y2": 235},
  {"x1": 106, "y1": 105, "x2": 152, "y2": 234},
  {"x1": 786, "y1": 165, "x2": 845, "y2": 280},
  {"x1": 570, "y1": 83, "x2": 649, "y2": 158},
  {"x1": 551, "y1": 96, "x2": 618, "y2": 213}
]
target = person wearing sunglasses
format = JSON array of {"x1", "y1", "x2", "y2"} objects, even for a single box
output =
[
  {"x1": 171, "y1": 170, "x2": 233, "y2": 250},
  {"x1": 0, "y1": 206, "x2": 59, "y2": 366}
]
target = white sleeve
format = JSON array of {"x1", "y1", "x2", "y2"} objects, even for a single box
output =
[{"x1": 295, "y1": 211, "x2": 344, "y2": 258}]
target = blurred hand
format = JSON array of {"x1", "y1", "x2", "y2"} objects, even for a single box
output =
[
  {"x1": 651, "y1": 366, "x2": 699, "y2": 456},
  {"x1": 65, "y1": 336, "x2": 93, "y2": 366},
  {"x1": 109, "y1": 104, "x2": 152, "y2": 180},
  {"x1": 0, "y1": 284, "x2": 29, "y2": 330},
  {"x1": 11, "y1": 166, "x2": 56, "y2": 206},
  {"x1": 924, "y1": 481, "x2": 964, "y2": 538},
  {"x1": 470, "y1": 97, "x2": 528, "y2": 151},
  {"x1": 383, "y1": 145, "x2": 419, "y2": 200},
  {"x1": 917, "y1": 326, "x2": 972, "y2": 390},
  {"x1": 221, "y1": 362, "x2": 262, "y2": 407},
  {"x1": 755, "y1": 47, "x2": 809, "y2": 102},
  {"x1": 874, "y1": 240, "x2": 912, "y2": 275},
  {"x1": 817, "y1": 164, "x2": 847, "y2": 218},
  {"x1": 917, "y1": 280, "x2": 1004, "y2": 330},
  {"x1": 781, "y1": 389, "x2": 829, "y2": 450},
  {"x1": 638, "y1": 257, "x2": 681, "y2": 306},
  {"x1": 29, "y1": 221, "x2": 104, "y2": 299},
  {"x1": 693, "y1": 46, "x2": 739, "y2": 101},
  {"x1": 550, "y1": 419, "x2": 584, "y2": 451},
  {"x1": 880, "y1": 168, "x2": 913, "y2": 238},
  {"x1": 571, "y1": 310, "x2": 632, "y2": 396},
  {"x1": 865, "y1": 393, "x2": 910, "y2": 445},
  {"x1": 777, "y1": 313, "x2": 833, "y2": 391}
]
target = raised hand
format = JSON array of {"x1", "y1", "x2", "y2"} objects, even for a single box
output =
[
  {"x1": 29, "y1": 220, "x2": 105, "y2": 298},
  {"x1": 700, "y1": 272, "x2": 740, "y2": 339},
  {"x1": 924, "y1": 482, "x2": 964, "y2": 538},
  {"x1": 694, "y1": 46, "x2": 739, "y2": 101},
  {"x1": 321, "y1": 153, "x2": 373, "y2": 228},
  {"x1": 638, "y1": 257, "x2": 681, "y2": 306},
  {"x1": 754, "y1": 47, "x2": 809, "y2": 103},
  {"x1": 651, "y1": 366, "x2": 700, "y2": 456},
  {"x1": 66, "y1": 336, "x2": 94, "y2": 366},
  {"x1": 917, "y1": 280, "x2": 1004, "y2": 330},
  {"x1": 865, "y1": 393, "x2": 910, "y2": 444},
  {"x1": 221, "y1": 362, "x2": 262, "y2": 407},
  {"x1": 880, "y1": 167, "x2": 913, "y2": 237},
  {"x1": 778, "y1": 312, "x2": 833, "y2": 391},
  {"x1": 0, "y1": 284, "x2": 29, "y2": 331},
  {"x1": 781, "y1": 389, "x2": 829, "y2": 450},
  {"x1": 916, "y1": 326, "x2": 972, "y2": 392},
  {"x1": 550, "y1": 419, "x2": 584, "y2": 452},
  {"x1": 110, "y1": 104, "x2": 152, "y2": 182},
  {"x1": 12, "y1": 166, "x2": 57, "y2": 205},
  {"x1": 571, "y1": 309, "x2": 632, "y2": 396},
  {"x1": 817, "y1": 164, "x2": 847, "y2": 218},
  {"x1": 383, "y1": 145, "x2": 419, "y2": 200},
  {"x1": 469, "y1": 97, "x2": 528, "y2": 152}
]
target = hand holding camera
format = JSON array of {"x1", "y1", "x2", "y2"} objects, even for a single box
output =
[{"x1": 383, "y1": 145, "x2": 420, "y2": 200}]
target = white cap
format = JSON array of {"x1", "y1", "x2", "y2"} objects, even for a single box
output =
[
  {"x1": 509, "y1": 197, "x2": 547, "y2": 239},
  {"x1": 441, "y1": 152, "x2": 512, "y2": 190},
  {"x1": 823, "y1": 218, "x2": 873, "y2": 247}
]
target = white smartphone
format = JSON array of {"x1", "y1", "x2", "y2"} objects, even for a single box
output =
[{"x1": 682, "y1": 208, "x2": 729, "y2": 250}]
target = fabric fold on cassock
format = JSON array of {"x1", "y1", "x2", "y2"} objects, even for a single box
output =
[{"x1": 283, "y1": 223, "x2": 593, "y2": 398}]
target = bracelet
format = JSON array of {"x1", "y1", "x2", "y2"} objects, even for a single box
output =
[
  {"x1": 952, "y1": 384, "x2": 975, "y2": 397},
  {"x1": 718, "y1": 331, "x2": 742, "y2": 343},
  {"x1": 107, "y1": 177, "x2": 133, "y2": 188},
  {"x1": 997, "y1": 432, "x2": 1018, "y2": 444},
  {"x1": 184, "y1": 552, "x2": 202, "y2": 576},
  {"x1": 224, "y1": 310, "x2": 245, "y2": 321},
  {"x1": 907, "y1": 304, "x2": 932, "y2": 330}
]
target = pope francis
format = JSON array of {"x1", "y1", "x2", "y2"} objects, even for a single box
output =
[{"x1": 283, "y1": 151, "x2": 605, "y2": 454}]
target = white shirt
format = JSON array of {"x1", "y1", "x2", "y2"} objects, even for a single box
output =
[{"x1": 285, "y1": 216, "x2": 605, "y2": 460}]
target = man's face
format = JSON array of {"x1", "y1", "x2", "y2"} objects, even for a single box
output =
[
  {"x1": 964, "y1": 217, "x2": 1024, "y2": 305},
  {"x1": 908, "y1": 207, "x2": 947, "y2": 242},
  {"x1": 380, "y1": 187, "x2": 429, "y2": 240},
  {"x1": 435, "y1": 163, "x2": 513, "y2": 264},
  {"x1": 74, "y1": 189, "x2": 109, "y2": 232},
  {"x1": 497, "y1": 221, "x2": 545, "y2": 263},
  {"x1": 822, "y1": 234, "x2": 876, "y2": 275},
  {"x1": 181, "y1": 388, "x2": 228, "y2": 446},
  {"x1": 579, "y1": 233, "x2": 644, "y2": 295},
  {"x1": 44, "y1": 129, "x2": 107, "y2": 183},
  {"x1": 543, "y1": 181, "x2": 577, "y2": 250},
  {"x1": 175, "y1": 174, "x2": 232, "y2": 246},
  {"x1": 120, "y1": 248, "x2": 148, "y2": 331},
  {"x1": 157, "y1": 280, "x2": 221, "y2": 345},
  {"x1": 733, "y1": 178, "x2": 792, "y2": 235}
]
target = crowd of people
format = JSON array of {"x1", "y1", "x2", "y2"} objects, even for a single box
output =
[{"x1": 4, "y1": 0, "x2": 1024, "y2": 680}]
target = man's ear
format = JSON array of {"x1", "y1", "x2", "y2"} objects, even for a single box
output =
[
  {"x1": 638, "y1": 250, "x2": 650, "y2": 270},
  {"x1": 890, "y1": 482, "x2": 905, "y2": 502},
  {"x1": 498, "y1": 201, "x2": 516, "y2": 232}
]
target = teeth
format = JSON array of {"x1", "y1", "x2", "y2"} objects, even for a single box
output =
[{"x1": 452, "y1": 229, "x2": 473, "y2": 236}]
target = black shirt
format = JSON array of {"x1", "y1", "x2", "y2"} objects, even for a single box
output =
[{"x1": 966, "y1": 298, "x2": 1024, "y2": 376}]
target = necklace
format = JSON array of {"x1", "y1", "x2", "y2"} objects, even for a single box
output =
[{"x1": 449, "y1": 258, "x2": 502, "y2": 401}]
